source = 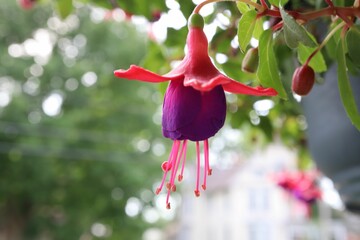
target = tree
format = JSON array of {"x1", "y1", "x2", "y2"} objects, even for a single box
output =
[{"x1": 0, "y1": 1, "x2": 165, "y2": 239}]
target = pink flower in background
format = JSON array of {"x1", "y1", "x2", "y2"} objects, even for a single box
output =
[
  {"x1": 114, "y1": 14, "x2": 277, "y2": 208},
  {"x1": 19, "y1": 0, "x2": 36, "y2": 9},
  {"x1": 274, "y1": 171, "x2": 322, "y2": 204}
]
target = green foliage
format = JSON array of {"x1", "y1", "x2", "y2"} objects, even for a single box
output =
[
  {"x1": 336, "y1": 39, "x2": 360, "y2": 131},
  {"x1": 142, "y1": 41, "x2": 171, "y2": 74},
  {"x1": 56, "y1": 0, "x2": 73, "y2": 19},
  {"x1": 325, "y1": 20, "x2": 343, "y2": 60},
  {"x1": 253, "y1": 17, "x2": 264, "y2": 40},
  {"x1": 236, "y1": 2, "x2": 249, "y2": 14},
  {"x1": 297, "y1": 43, "x2": 327, "y2": 72},
  {"x1": 280, "y1": 7, "x2": 317, "y2": 49},
  {"x1": 346, "y1": 25, "x2": 360, "y2": 67},
  {"x1": 268, "y1": 0, "x2": 289, "y2": 7},
  {"x1": 257, "y1": 29, "x2": 287, "y2": 99},
  {"x1": 236, "y1": 1, "x2": 254, "y2": 14},
  {"x1": 237, "y1": 10, "x2": 257, "y2": 52}
]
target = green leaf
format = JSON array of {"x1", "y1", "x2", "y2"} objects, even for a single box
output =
[
  {"x1": 325, "y1": 20, "x2": 342, "y2": 59},
  {"x1": 258, "y1": 116, "x2": 274, "y2": 140},
  {"x1": 297, "y1": 43, "x2": 327, "y2": 72},
  {"x1": 236, "y1": 2, "x2": 251, "y2": 14},
  {"x1": 236, "y1": 0, "x2": 257, "y2": 14},
  {"x1": 237, "y1": 10, "x2": 257, "y2": 52},
  {"x1": 56, "y1": 0, "x2": 73, "y2": 19},
  {"x1": 212, "y1": 28, "x2": 233, "y2": 53},
  {"x1": 141, "y1": 41, "x2": 170, "y2": 73},
  {"x1": 346, "y1": 25, "x2": 360, "y2": 67},
  {"x1": 336, "y1": 39, "x2": 360, "y2": 131},
  {"x1": 280, "y1": 8, "x2": 317, "y2": 49},
  {"x1": 222, "y1": 59, "x2": 249, "y2": 80},
  {"x1": 165, "y1": 27, "x2": 187, "y2": 47},
  {"x1": 333, "y1": 0, "x2": 345, "y2": 6},
  {"x1": 253, "y1": 17, "x2": 264, "y2": 40},
  {"x1": 257, "y1": 29, "x2": 287, "y2": 99},
  {"x1": 268, "y1": 0, "x2": 289, "y2": 7}
]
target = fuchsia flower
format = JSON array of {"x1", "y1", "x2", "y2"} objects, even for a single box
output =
[
  {"x1": 114, "y1": 14, "x2": 277, "y2": 208},
  {"x1": 274, "y1": 171, "x2": 322, "y2": 204}
]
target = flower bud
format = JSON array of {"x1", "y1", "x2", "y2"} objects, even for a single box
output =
[
  {"x1": 242, "y1": 48, "x2": 259, "y2": 73},
  {"x1": 292, "y1": 65, "x2": 315, "y2": 96},
  {"x1": 151, "y1": 10, "x2": 162, "y2": 22}
]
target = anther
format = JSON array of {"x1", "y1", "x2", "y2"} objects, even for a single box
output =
[
  {"x1": 178, "y1": 175, "x2": 183, "y2": 182},
  {"x1": 194, "y1": 190, "x2": 200, "y2": 197}
]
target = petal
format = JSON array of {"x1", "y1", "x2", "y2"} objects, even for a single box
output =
[
  {"x1": 162, "y1": 80, "x2": 201, "y2": 140},
  {"x1": 114, "y1": 65, "x2": 181, "y2": 83},
  {"x1": 178, "y1": 85, "x2": 226, "y2": 141},
  {"x1": 183, "y1": 74, "x2": 278, "y2": 96},
  {"x1": 183, "y1": 75, "x2": 229, "y2": 92},
  {"x1": 216, "y1": 75, "x2": 278, "y2": 96},
  {"x1": 162, "y1": 81, "x2": 226, "y2": 141}
]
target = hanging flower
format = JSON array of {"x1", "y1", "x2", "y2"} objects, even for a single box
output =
[{"x1": 114, "y1": 13, "x2": 277, "y2": 209}]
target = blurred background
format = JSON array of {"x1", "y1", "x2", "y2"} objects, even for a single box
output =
[{"x1": 1, "y1": 0, "x2": 360, "y2": 239}]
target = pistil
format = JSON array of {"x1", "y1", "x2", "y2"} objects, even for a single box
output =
[{"x1": 156, "y1": 139, "x2": 213, "y2": 208}]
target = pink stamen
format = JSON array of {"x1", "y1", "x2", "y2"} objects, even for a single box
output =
[
  {"x1": 178, "y1": 140, "x2": 188, "y2": 182},
  {"x1": 202, "y1": 139, "x2": 209, "y2": 190},
  {"x1": 161, "y1": 161, "x2": 172, "y2": 172},
  {"x1": 165, "y1": 140, "x2": 181, "y2": 208},
  {"x1": 156, "y1": 141, "x2": 177, "y2": 195},
  {"x1": 168, "y1": 140, "x2": 182, "y2": 191},
  {"x1": 194, "y1": 141, "x2": 201, "y2": 197},
  {"x1": 165, "y1": 187, "x2": 171, "y2": 208},
  {"x1": 157, "y1": 139, "x2": 214, "y2": 208}
]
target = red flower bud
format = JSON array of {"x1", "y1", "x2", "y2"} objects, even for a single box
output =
[
  {"x1": 151, "y1": 10, "x2": 162, "y2": 22},
  {"x1": 292, "y1": 65, "x2": 315, "y2": 96},
  {"x1": 242, "y1": 48, "x2": 259, "y2": 73}
]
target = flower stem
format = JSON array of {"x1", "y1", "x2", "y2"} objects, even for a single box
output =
[
  {"x1": 260, "y1": 6, "x2": 360, "y2": 25},
  {"x1": 194, "y1": 0, "x2": 360, "y2": 28},
  {"x1": 259, "y1": 0, "x2": 268, "y2": 9},
  {"x1": 272, "y1": 21, "x2": 283, "y2": 32},
  {"x1": 202, "y1": 140, "x2": 209, "y2": 190},
  {"x1": 305, "y1": 21, "x2": 346, "y2": 66},
  {"x1": 178, "y1": 140, "x2": 188, "y2": 182},
  {"x1": 325, "y1": 0, "x2": 335, "y2": 7}
]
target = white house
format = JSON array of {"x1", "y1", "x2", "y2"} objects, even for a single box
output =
[{"x1": 166, "y1": 144, "x2": 347, "y2": 240}]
